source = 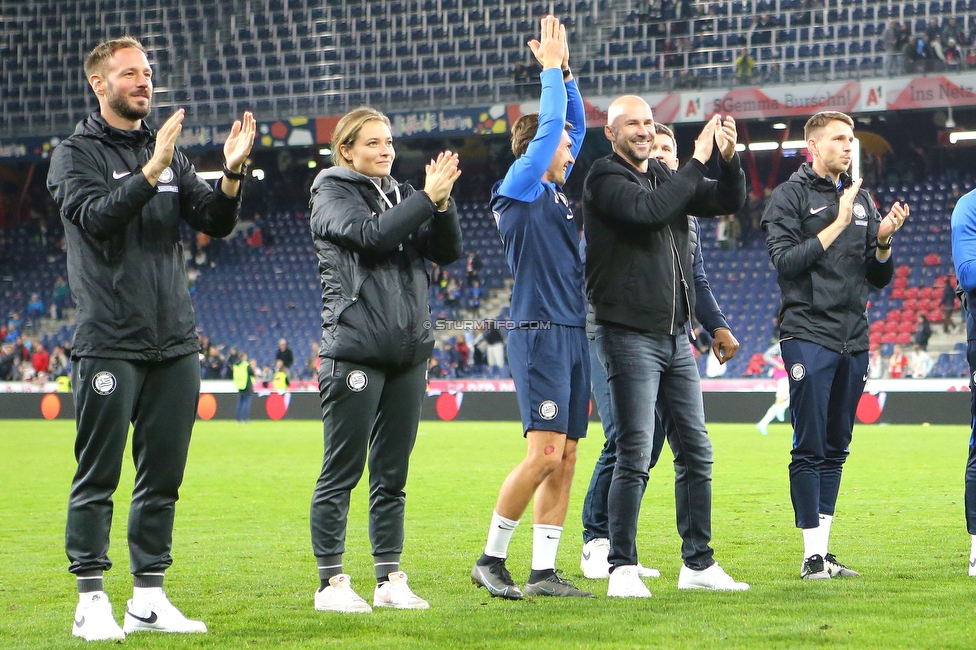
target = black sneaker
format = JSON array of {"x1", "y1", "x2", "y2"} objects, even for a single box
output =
[
  {"x1": 800, "y1": 554, "x2": 831, "y2": 580},
  {"x1": 824, "y1": 553, "x2": 861, "y2": 578},
  {"x1": 524, "y1": 569, "x2": 595, "y2": 598},
  {"x1": 471, "y1": 558, "x2": 524, "y2": 600}
]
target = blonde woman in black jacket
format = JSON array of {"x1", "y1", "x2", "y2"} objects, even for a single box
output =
[{"x1": 308, "y1": 106, "x2": 463, "y2": 613}]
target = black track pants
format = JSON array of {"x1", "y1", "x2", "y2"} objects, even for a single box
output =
[
  {"x1": 65, "y1": 354, "x2": 201, "y2": 575},
  {"x1": 310, "y1": 358, "x2": 427, "y2": 560}
]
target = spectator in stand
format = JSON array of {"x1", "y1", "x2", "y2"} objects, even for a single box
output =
[
  {"x1": 483, "y1": 325, "x2": 505, "y2": 370},
  {"x1": 49, "y1": 345, "x2": 69, "y2": 378},
  {"x1": 202, "y1": 345, "x2": 225, "y2": 379},
  {"x1": 465, "y1": 250, "x2": 483, "y2": 285},
  {"x1": 931, "y1": 35, "x2": 947, "y2": 71},
  {"x1": 716, "y1": 215, "x2": 729, "y2": 249},
  {"x1": 469, "y1": 279, "x2": 483, "y2": 316},
  {"x1": 514, "y1": 61, "x2": 529, "y2": 99},
  {"x1": 943, "y1": 17, "x2": 965, "y2": 45},
  {"x1": 52, "y1": 276, "x2": 69, "y2": 319},
  {"x1": 428, "y1": 355, "x2": 445, "y2": 379},
  {"x1": 454, "y1": 335, "x2": 469, "y2": 371},
  {"x1": 868, "y1": 348, "x2": 885, "y2": 379},
  {"x1": 27, "y1": 293, "x2": 45, "y2": 326},
  {"x1": 306, "y1": 341, "x2": 320, "y2": 379},
  {"x1": 31, "y1": 342, "x2": 50, "y2": 374},
  {"x1": 726, "y1": 214, "x2": 741, "y2": 250},
  {"x1": 914, "y1": 313, "x2": 932, "y2": 350},
  {"x1": 275, "y1": 338, "x2": 294, "y2": 370},
  {"x1": 943, "y1": 276, "x2": 958, "y2": 333},
  {"x1": 926, "y1": 17, "x2": 941, "y2": 42},
  {"x1": 909, "y1": 345, "x2": 932, "y2": 378},
  {"x1": 888, "y1": 344, "x2": 908, "y2": 378},
  {"x1": 945, "y1": 38, "x2": 962, "y2": 71},
  {"x1": 883, "y1": 20, "x2": 901, "y2": 76},
  {"x1": 0, "y1": 342, "x2": 16, "y2": 380},
  {"x1": 6, "y1": 312, "x2": 21, "y2": 340},
  {"x1": 734, "y1": 48, "x2": 755, "y2": 85}
]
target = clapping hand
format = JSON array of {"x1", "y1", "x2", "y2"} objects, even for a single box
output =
[{"x1": 424, "y1": 151, "x2": 461, "y2": 210}]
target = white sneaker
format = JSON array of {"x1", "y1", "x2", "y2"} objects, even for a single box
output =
[
  {"x1": 607, "y1": 565, "x2": 652, "y2": 598},
  {"x1": 969, "y1": 556, "x2": 976, "y2": 577},
  {"x1": 122, "y1": 588, "x2": 207, "y2": 634},
  {"x1": 72, "y1": 591, "x2": 126, "y2": 642},
  {"x1": 373, "y1": 571, "x2": 429, "y2": 610},
  {"x1": 678, "y1": 563, "x2": 750, "y2": 591},
  {"x1": 314, "y1": 574, "x2": 372, "y2": 613},
  {"x1": 637, "y1": 563, "x2": 661, "y2": 578},
  {"x1": 580, "y1": 538, "x2": 611, "y2": 579},
  {"x1": 756, "y1": 422, "x2": 768, "y2": 436}
]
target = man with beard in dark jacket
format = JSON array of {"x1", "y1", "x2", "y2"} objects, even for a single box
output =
[
  {"x1": 583, "y1": 97, "x2": 748, "y2": 598},
  {"x1": 762, "y1": 111, "x2": 909, "y2": 581},
  {"x1": 47, "y1": 36, "x2": 255, "y2": 641}
]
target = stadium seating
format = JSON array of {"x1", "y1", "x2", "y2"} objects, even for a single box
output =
[{"x1": 5, "y1": 0, "x2": 976, "y2": 137}]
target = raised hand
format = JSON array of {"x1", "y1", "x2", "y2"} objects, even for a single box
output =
[
  {"x1": 692, "y1": 114, "x2": 719, "y2": 164},
  {"x1": 145, "y1": 109, "x2": 184, "y2": 181},
  {"x1": 715, "y1": 115, "x2": 737, "y2": 161},
  {"x1": 424, "y1": 150, "x2": 462, "y2": 210},
  {"x1": 878, "y1": 200, "x2": 910, "y2": 243},
  {"x1": 224, "y1": 111, "x2": 256, "y2": 172},
  {"x1": 527, "y1": 15, "x2": 564, "y2": 71},
  {"x1": 836, "y1": 177, "x2": 863, "y2": 227}
]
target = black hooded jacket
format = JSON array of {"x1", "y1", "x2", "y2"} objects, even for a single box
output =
[
  {"x1": 761, "y1": 163, "x2": 893, "y2": 354},
  {"x1": 47, "y1": 112, "x2": 241, "y2": 361},
  {"x1": 309, "y1": 166, "x2": 463, "y2": 368},
  {"x1": 582, "y1": 151, "x2": 746, "y2": 335}
]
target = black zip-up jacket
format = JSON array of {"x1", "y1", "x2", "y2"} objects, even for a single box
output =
[
  {"x1": 582, "y1": 151, "x2": 746, "y2": 334},
  {"x1": 47, "y1": 112, "x2": 241, "y2": 361},
  {"x1": 761, "y1": 163, "x2": 893, "y2": 354},
  {"x1": 309, "y1": 167, "x2": 463, "y2": 368}
]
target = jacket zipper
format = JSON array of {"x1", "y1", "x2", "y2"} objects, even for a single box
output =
[{"x1": 666, "y1": 224, "x2": 678, "y2": 335}]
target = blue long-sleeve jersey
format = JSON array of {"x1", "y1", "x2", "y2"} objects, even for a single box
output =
[
  {"x1": 491, "y1": 67, "x2": 586, "y2": 326},
  {"x1": 951, "y1": 189, "x2": 976, "y2": 338}
]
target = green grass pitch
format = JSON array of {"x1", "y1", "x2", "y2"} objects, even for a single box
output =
[{"x1": 1, "y1": 419, "x2": 974, "y2": 649}]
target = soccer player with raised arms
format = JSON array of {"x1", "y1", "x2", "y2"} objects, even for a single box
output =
[{"x1": 470, "y1": 15, "x2": 592, "y2": 599}]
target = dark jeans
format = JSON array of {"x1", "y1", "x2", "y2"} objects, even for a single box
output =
[
  {"x1": 310, "y1": 358, "x2": 426, "y2": 562},
  {"x1": 581, "y1": 338, "x2": 666, "y2": 544},
  {"x1": 781, "y1": 338, "x2": 868, "y2": 529},
  {"x1": 598, "y1": 325, "x2": 715, "y2": 571},
  {"x1": 965, "y1": 336, "x2": 976, "y2": 534},
  {"x1": 66, "y1": 354, "x2": 200, "y2": 575},
  {"x1": 236, "y1": 389, "x2": 252, "y2": 422}
]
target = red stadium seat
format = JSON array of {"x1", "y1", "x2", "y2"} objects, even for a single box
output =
[
  {"x1": 887, "y1": 309, "x2": 901, "y2": 321},
  {"x1": 902, "y1": 298, "x2": 918, "y2": 311},
  {"x1": 882, "y1": 332, "x2": 898, "y2": 343},
  {"x1": 883, "y1": 320, "x2": 899, "y2": 333},
  {"x1": 893, "y1": 276, "x2": 909, "y2": 289},
  {"x1": 929, "y1": 309, "x2": 944, "y2": 322},
  {"x1": 890, "y1": 286, "x2": 905, "y2": 299},
  {"x1": 899, "y1": 309, "x2": 916, "y2": 321},
  {"x1": 870, "y1": 320, "x2": 885, "y2": 333},
  {"x1": 898, "y1": 320, "x2": 916, "y2": 333},
  {"x1": 869, "y1": 331, "x2": 883, "y2": 346},
  {"x1": 920, "y1": 286, "x2": 935, "y2": 299},
  {"x1": 903, "y1": 286, "x2": 919, "y2": 299},
  {"x1": 895, "y1": 331, "x2": 912, "y2": 344},
  {"x1": 895, "y1": 265, "x2": 911, "y2": 277},
  {"x1": 924, "y1": 253, "x2": 942, "y2": 266}
]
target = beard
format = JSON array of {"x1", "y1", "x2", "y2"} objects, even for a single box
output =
[
  {"x1": 615, "y1": 136, "x2": 650, "y2": 168},
  {"x1": 106, "y1": 83, "x2": 151, "y2": 121}
]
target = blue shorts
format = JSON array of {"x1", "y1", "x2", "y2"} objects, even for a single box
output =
[{"x1": 507, "y1": 324, "x2": 590, "y2": 439}]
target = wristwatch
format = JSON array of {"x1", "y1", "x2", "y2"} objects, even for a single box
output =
[{"x1": 222, "y1": 162, "x2": 248, "y2": 181}]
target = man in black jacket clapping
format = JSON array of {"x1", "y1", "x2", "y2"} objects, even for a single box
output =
[
  {"x1": 583, "y1": 97, "x2": 748, "y2": 597},
  {"x1": 47, "y1": 36, "x2": 255, "y2": 641}
]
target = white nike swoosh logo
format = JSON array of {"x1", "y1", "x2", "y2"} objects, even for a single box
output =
[
  {"x1": 810, "y1": 205, "x2": 828, "y2": 214},
  {"x1": 113, "y1": 170, "x2": 131, "y2": 179}
]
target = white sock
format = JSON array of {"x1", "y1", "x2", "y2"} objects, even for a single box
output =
[
  {"x1": 531, "y1": 524, "x2": 562, "y2": 571},
  {"x1": 819, "y1": 513, "x2": 833, "y2": 555},
  {"x1": 802, "y1": 527, "x2": 822, "y2": 559},
  {"x1": 970, "y1": 535, "x2": 976, "y2": 561},
  {"x1": 484, "y1": 510, "x2": 519, "y2": 559},
  {"x1": 775, "y1": 402, "x2": 789, "y2": 422},
  {"x1": 132, "y1": 586, "x2": 163, "y2": 605}
]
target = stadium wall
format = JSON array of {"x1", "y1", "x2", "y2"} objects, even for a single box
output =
[{"x1": 1, "y1": 379, "x2": 970, "y2": 425}]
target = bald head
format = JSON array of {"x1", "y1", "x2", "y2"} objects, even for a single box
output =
[
  {"x1": 606, "y1": 95, "x2": 652, "y2": 127},
  {"x1": 605, "y1": 95, "x2": 655, "y2": 172}
]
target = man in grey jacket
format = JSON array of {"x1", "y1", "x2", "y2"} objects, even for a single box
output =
[{"x1": 47, "y1": 36, "x2": 254, "y2": 641}]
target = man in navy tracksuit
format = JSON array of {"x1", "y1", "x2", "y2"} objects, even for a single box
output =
[
  {"x1": 762, "y1": 111, "x2": 909, "y2": 580},
  {"x1": 470, "y1": 16, "x2": 593, "y2": 600},
  {"x1": 950, "y1": 187, "x2": 976, "y2": 576}
]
